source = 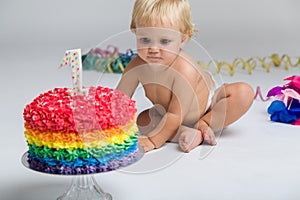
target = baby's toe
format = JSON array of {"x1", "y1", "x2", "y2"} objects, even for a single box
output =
[
  {"x1": 179, "y1": 137, "x2": 190, "y2": 152},
  {"x1": 204, "y1": 131, "x2": 216, "y2": 145}
]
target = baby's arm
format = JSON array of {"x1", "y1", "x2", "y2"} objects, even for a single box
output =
[
  {"x1": 138, "y1": 135, "x2": 156, "y2": 152},
  {"x1": 147, "y1": 110, "x2": 182, "y2": 149},
  {"x1": 116, "y1": 57, "x2": 141, "y2": 97}
]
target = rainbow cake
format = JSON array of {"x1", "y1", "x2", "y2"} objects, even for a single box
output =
[{"x1": 23, "y1": 86, "x2": 140, "y2": 174}]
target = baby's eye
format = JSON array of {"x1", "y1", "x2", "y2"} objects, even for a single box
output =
[
  {"x1": 160, "y1": 39, "x2": 171, "y2": 45},
  {"x1": 140, "y1": 37, "x2": 151, "y2": 44}
]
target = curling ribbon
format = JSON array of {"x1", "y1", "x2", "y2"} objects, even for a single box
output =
[
  {"x1": 197, "y1": 54, "x2": 300, "y2": 76},
  {"x1": 82, "y1": 46, "x2": 137, "y2": 73},
  {"x1": 254, "y1": 86, "x2": 270, "y2": 102},
  {"x1": 82, "y1": 49, "x2": 299, "y2": 76}
]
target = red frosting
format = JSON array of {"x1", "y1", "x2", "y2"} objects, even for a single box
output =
[{"x1": 23, "y1": 86, "x2": 136, "y2": 133}]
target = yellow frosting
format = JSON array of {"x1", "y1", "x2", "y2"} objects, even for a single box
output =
[{"x1": 24, "y1": 123, "x2": 138, "y2": 149}]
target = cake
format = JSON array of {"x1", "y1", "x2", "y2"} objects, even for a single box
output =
[{"x1": 23, "y1": 86, "x2": 140, "y2": 174}]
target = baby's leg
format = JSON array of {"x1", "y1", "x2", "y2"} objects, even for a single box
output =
[{"x1": 197, "y1": 82, "x2": 254, "y2": 134}]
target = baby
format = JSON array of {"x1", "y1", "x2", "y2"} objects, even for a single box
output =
[{"x1": 117, "y1": 0, "x2": 254, "y2": 153}]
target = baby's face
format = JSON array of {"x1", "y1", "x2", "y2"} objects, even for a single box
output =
[{"x1": 135, "y1": 23, "x2": 185, "y2": 66}]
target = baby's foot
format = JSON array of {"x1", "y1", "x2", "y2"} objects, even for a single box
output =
[
  {"x1": 196, "y1": 120, "x2": 217, "y2": 146},
  {"x1": 178, "y1": 127, "x2": 203, "y2": 153}
]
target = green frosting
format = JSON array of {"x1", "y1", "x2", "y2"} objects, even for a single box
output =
[{"x1": 28, "y1": 133, "x2": 139, "y2": 161}]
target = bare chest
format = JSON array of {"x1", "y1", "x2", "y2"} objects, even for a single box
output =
[
  {"x1": 143, "y1": 84, "x2": 173, "y2": 107},
  {"x1": 138, "y1": 69, "x2": 174, "y2": 108}
]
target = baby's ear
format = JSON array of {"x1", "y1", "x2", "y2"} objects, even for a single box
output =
[{"x1": 131, "y1": 28, "x2": 137, "y2": 34}]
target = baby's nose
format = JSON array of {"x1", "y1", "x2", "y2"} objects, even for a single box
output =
[
  {"x1": 148, "y1": 45, "x2": 160, "y2": 53},
  {"x1": 148, "y1": 42, "x2": 161, "y2": 52}
]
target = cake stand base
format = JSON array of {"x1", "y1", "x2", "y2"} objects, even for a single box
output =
[
  {"x1": 22, "y1": 147, "x2": 144, "y2": 200},
  {"x1": 57, "y1": 175, "x2": 112, "y2": 200}
]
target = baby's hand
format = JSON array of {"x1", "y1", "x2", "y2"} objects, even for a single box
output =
[{"x1": 138, "y1": 136, "x2": 155, "y2": 152}]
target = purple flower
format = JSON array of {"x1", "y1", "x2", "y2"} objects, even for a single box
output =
[{"x1": 267, "y1": 86, "x2": 284, "y2": 97}]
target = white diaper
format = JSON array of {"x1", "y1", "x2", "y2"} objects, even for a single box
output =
[
  {"x1": 204, "y1": 71, "x2": 218, "y2": 113},
  {"x1": 205, "y1": 89, "x2": 215, "y2": 113}
]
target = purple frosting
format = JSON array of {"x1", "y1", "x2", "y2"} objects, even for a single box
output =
[{"x1": 27, "y1": 149, "x2": 139, "y2": 175}]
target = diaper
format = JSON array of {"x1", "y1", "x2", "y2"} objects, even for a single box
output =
[
  {"x1": 205, "y1": 89, "x2": 215, "y2": 112},
  {"x1": 204, "y1": 71, "x2": 218, "y2": 113}
]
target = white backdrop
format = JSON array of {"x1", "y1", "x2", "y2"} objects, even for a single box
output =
[{"x1": 1, "y1": 0, "x2": 299, "y2": 59}]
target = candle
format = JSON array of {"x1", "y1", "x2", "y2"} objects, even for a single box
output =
[{"x1": 60, "y1": 49, "x2": 86, "y2": 95}]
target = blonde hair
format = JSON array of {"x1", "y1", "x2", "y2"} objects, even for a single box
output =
[{"x1": 130, "y1": 0, "x2": 195, "y2": 38}]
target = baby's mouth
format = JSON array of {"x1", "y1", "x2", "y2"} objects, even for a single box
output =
[{"x1": 147, "y1": 56, "x2": 162, "y2": 62}]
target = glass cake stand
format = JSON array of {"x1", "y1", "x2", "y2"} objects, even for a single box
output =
[{"x1": 21, "y1": 145, "x2": 144, "y2": 200}]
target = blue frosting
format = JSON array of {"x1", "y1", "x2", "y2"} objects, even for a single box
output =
[{"x1": 29, "y1": 142, "x2": 137, "y2": 167}]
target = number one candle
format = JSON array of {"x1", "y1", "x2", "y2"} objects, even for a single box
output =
[{"x1": 59, "y1": 49, "x2": 85, "y2": 96}]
